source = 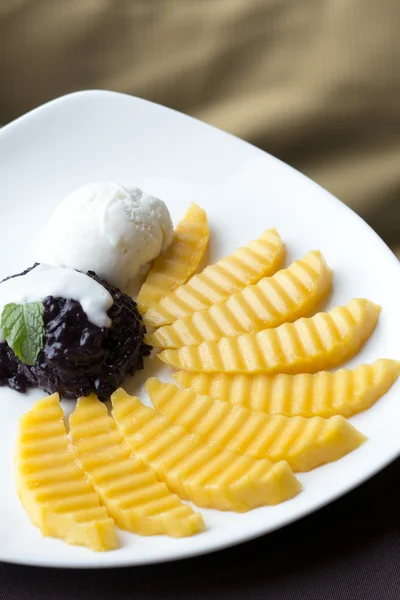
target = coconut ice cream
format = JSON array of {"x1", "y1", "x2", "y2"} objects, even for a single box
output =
[{"x1": 43, "y1": 181, "x2": 174, "y2": 290}]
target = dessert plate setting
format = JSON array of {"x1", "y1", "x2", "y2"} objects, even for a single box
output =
[{"x1": 0, "y1": 90, "x2": 400, "y2": 569}]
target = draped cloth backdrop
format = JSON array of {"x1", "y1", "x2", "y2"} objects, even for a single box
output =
[{"x1": 0, "y1": 0, "x2": 399, "y2": 255}]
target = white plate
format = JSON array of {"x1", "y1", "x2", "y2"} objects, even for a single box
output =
[{"x1": 0, "y1": 90, "x2": 399, "y2": 569}]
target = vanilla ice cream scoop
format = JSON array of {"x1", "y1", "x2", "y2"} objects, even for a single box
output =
[{"x1": 43, "y1": 182, "x2": 174, "y2": 290}]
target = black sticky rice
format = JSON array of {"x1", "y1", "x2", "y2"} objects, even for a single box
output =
[{"x1": 0, "y1": 266, "x2": 151, "y2": 399}]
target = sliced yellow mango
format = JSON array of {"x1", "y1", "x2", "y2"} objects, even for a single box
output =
[
  {"x1": 159, "y1": 299, "x2": 381, "y2": 374},
  {"x1": 147, "y1": 250, "x2": 332, "y2": 348},
  {"x1": 111, "y1": 388, "x2": 301, "y2": 512},
  {"x1": 137, "y1": 203, "x2": 209, "y2": 315},
  {"x1": 15, "y1": 394, "x2": 118, "y2": 552},
  {"x1": 174, "y1": 359, "x2": 400, "y2": 418},
  {"x1": 144, "y1": 228, "x2": 285, "y2": 328},
  {"x1": 147, "y1": 379, "x2": 366, "y2": 472},
  {"x1": 69, "y1": 395, "x2": 205, "y2": 538}
]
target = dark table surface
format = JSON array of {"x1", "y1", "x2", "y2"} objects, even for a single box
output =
[{"x1": 1, "y1": 456, "x2": 400, "y2": 600}]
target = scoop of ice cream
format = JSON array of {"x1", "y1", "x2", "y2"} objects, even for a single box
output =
[{"x1": 43, "y1": 182, "x2": 174, "y2": 290}]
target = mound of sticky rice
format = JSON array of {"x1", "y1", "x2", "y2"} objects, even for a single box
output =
[{"x1": 0, "y1": 267, "x2": 150, "y2": 399}]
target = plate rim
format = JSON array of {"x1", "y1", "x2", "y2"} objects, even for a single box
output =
[{"x1": 1, "y1": 89, "x2": 400, "y2": 569}]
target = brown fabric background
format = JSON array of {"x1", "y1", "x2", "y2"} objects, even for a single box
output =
[
  {"x1": 0, "y1": 0, "x2": 399, "y2": 254},
  {"x1": 0, "y1": 1, "x2": 400, "y2": 595}
]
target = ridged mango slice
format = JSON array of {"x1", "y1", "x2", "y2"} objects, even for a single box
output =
[
  {"x1": 159, "y1": 299, "x2": 381, "y2": 374},
  {"x1": 15, "y1": 394, "x2": 118, "y2": 552},
  {"x1": 69, "y1": 395, "x2": 205, "y2": 538},
  {"x1": 147, "y1": 379, "x2": 366, "y2": 472},
  {"x1": 111, "y1": 388, "x2": 301, "y2": 512},
  {"x1": 174, "y1": 359, "x2": 400, "y2": 418},
  {"x1": 144, "y1": 228, "x2": 285, "y2": 328},
  {"x1": 147, "y1": 250, "x2": 332, "y2": 348},
  {"x1": 137, "y1": 203, "x2": 209, "y2": 315}
]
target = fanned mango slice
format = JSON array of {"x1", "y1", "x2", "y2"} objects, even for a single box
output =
[
  {"x1": 137, "y1": 203, "x2": 209, "y2": 314},
  {"x1": 15, "y1": 394, "x2": 118, "y2": 552},
  {"x1": 111, "y1": 388, "x2": 301, "y2": 512},
  {"x1": 174, "y1": 359, "x2": 400, "y2": 418},
  {"x1": 144, "y1": 228, "x2": 285, "y2": 328},
  {"x1": 159, "y1": 299, "x2": 381, "y2": 374},
  {"x1": 69, "y1": 395, "x2": 204, "y2": 538},
  {"x1": 147, "y1": 250, "x2": 332, "y2": 348},
  {"x1": 147, "y1": 379, "x2": 366, "y2": 472}
]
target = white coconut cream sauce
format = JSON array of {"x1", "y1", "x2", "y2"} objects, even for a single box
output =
[{"x1": 0, "y1": 264, "x2": 113, "y2": 341}]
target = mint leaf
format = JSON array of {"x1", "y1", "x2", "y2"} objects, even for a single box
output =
[{"x1": 1, "y1": 302, "x2": 45, "y2": 365}]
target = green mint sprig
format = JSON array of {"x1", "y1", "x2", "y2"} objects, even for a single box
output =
[{"x1": 1, "y1": 301, "x2": 45, "y2": 365}]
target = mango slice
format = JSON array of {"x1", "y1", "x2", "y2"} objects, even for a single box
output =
[
  {"x1": 69, "y1": 395, "x2": 205, "y2": 538},
  {"x1": 159, "y1": 299, "x2": 381, "y2": 374},
  {"x1": 147, "y1": 379, "x2": 366, "y2": 472},
  {"x1": 15, "y1": 394, "x2": 118, "y2": 552},
  {"x1": 147, "y1": 250, "x2": 332, "y2": 348},
  {"x1": 174, "y1": 359, "x2": 400, "y2": 418},
  {"x1": 144, "y1": 228, "x2": 285, "y2": 328},
  {"x1": 138, "y1": 203, "x2": 209, "y2": 315},
  {"x1": 111, "y1": 388, "x2": 301, "y2": 511}
]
